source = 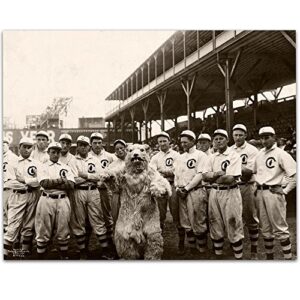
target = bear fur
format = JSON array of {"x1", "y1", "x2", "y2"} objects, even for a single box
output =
[{"x1": 104, "y1": 144, "x2": 172, "y2": 260}]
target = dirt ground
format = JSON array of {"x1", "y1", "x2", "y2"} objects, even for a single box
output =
[{"x1": 7, "y1": 190, "x2": 296, "y2": 261}]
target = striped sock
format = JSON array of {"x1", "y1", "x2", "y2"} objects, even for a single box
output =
[
  {"x1": 280, "y1": 238, "x2": 292, "y2": 260},
  {"x1": 231, "y1": 239, "x2": 243, "y2": 259},
  {"x1": 195, "y1": 233, "x2": 207, "y2": 253},
  {"x1": 36, "y1": 241, "x2": 48, "y2": 259},
  {"x1": 249, "y1": 228, "x2": 259, "y2": 253},
  {"x1": 75, "y1": 234, "x2": 86, "y2": 251},
  {"x1": 21, "y1": 235, "x2": 33, "y2": 255},
  {"x1": 212, "y1": 238, "x2": 224, "y2": 256},
  {"x1": 4, "y1": 240, "x2": 13, "y2": 259},
  {"x1": 264, "y1": 237, "x2": 274, "y2": 260},
  {"x1": 186, "y1": 230, "x2": 196, "y2": 248},
  {"x1": 97, "y1": 233, "x2": 109, "y2": 248},
  {"x1": 58, "y1": 240, "x2": 69, "y2": 255}
]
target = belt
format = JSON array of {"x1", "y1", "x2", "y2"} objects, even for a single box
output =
[
  {"x1": 3, "y1": 188, "x2": 10, "y2": 191},
  {"x1": 257, "y1": 184, "x2": 281, "y2": 190},
  {"x1": 13, "y1": 189, "x2": 33, "y2": 194},
  {"x1": 76, "y1": 185, "x2": 97, "y2": 191},
  {"x1": 204, "y1": 186, "x2": 212, "y2": 190},
  {"x1": 212, "y1": 184, "x2": 238, "y2": 190},
  {"x1": 42, "y1": 192, "x2": 66, "y2": 199},
  {"x1": 191, "y1": 186, "x2": 204, "y2": 191}
]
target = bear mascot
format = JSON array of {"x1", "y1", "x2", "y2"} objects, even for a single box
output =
[{"x1": 103, "y1": 144, "x2": 172, "y2": 260}]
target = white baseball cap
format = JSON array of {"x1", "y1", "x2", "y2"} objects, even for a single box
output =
[
  {"x1": 233, "y1": 124, "x2": 247, "y2": 133},
  {"x1": 19, "y1": 137, "x2": 34, "y2": 146},
  {"x1": 180, "y1": 130, "x2": 196, "y2": 140},
  {"x1": 90, "y1": 132, "x2": 104, "y2": 140},
  {"x1": 113, "y1": 139, "x2": 127, "y2": 147},
  {"x1": 213, "y1": 129, "x2": 229, "y2": 139},
  {"x1": 48, "y1": 142, "x2": 62, "y2": 150},
  {"x1": 198, "y1": 133, "x2": 211, "y2": 141},
  {"x1": 156, "y1": 131, "x2": 170, "y2": 140},
  {"x1": 259, "y1": 126, "x2": 275, "y2": 136},
  {"x1": 59, "y1": 133, "x2": 72, "y2": 142},
  {"x1": 77, "y1": 136, "x2": 90, "y2": 145},
  {"x1": 36, "y1": 130, "x2": 49, "y2": 140}
]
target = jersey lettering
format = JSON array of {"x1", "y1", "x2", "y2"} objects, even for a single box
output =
[
  {"x1": 221, "y1": 160, "x2": 230, "y2": 171},
  {"x1": 266, "y1": 157, "x2": 276, "y2": 169},
  {"x1": 187, "y1": 159, "x2": 196, "y2": 169},
  {"x1": 27, "y1": 166, "x2": 37, "y2": 176},
  {"x1": 88, "y1": 163, "x2": 96, "y2": 173},
  {"x1": 165, "y1": 158, "x2": 173, "y2": 167}
]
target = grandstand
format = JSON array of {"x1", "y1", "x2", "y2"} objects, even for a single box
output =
[{"x1": 104, "y1": 30, "x2": 296, "y2": 144}]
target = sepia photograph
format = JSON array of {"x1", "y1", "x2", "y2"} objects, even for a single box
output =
[{"x1": 2, "y1": 30, "x2": 296, "y2": 261}]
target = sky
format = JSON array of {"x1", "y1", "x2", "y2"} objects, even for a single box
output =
[{"x1": 3, "y1": 30, "x2": 174, "y2": 128}]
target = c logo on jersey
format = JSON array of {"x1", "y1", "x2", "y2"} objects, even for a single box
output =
[
  {"x1": 59, "y1": 169, "x2": 68, "y2": 178},
  {"x1": 187, "y1": 159, "x2": 196, "y2": 169},
  {"x1": 221, "y1": 160, "x2": 230, "y2": 172},
  {"x1": 101, "y1": 159, "x2": 109, "y2": 169},
  {"x1": 3, "y1": 162, "x2": 8, "y2": 173},
  {"x1": 88, "y1": 163, "x2": 96, "y2": 173},
  {"x1": 165, "y1": 158, "x2": 173, "y2": 167},
  {"x1": 27, "y1": 166, "x2": 37, "y2": 176},
  {"x1": 266, "y1": 157, "x2": 276, "y2": 169},
  {"x1": 240, "y1": 154, "x2": 248, "y2": 165}
]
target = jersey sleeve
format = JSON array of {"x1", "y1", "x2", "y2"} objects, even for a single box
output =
[
  {"x1": 196, "y1": 152, "x2": 207, "y2": 173},
  {"x1": 279, "y1": 151, "x2": 296, "y2": 177},
  {"x1": 149, "y1": 154, "x2": 158, "y2": 171}
]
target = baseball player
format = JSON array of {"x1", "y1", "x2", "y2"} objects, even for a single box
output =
[
  {"x1": 203, "y1": 129, "x2": 244, "y2": 259},
  {"x1": 197, "y1": 133, "x2": 212, "y2": 157},
  {"x1": 90, "y1": 132, "x2": 115, "y2": 241},
  {"x1": 107, "y1": 139, "x2": 127, "y2": 225},
  {"x1": 230, "y1": 124, "x2": 259, "y2": 259},
  {"x1": 174, "y1": 130, "x2": 208, "y2": 254},
  {"x1": 35, "y1": 142, "x2": 75, "y2": 259},
  {"x1": 3, "y1": 138, "x2": 19, "y2": 234},
  {"x1": 3, "y1": 137, "x2": 41, "y2": 259},
  {"x1": 254, "y1": 126, "x2": 296, "y2": 260},
  {"x1": 149, "y1": 132, "x2": 186, "y2": 253},
  {"x1": 59, "y1": 134, "x2": 77, "y2": 175},
  {"x1": 30, "y1": 130, "x2": 49, "y2": 164},
  {"x1": 71, "y1": 136, "x2": 114, "y2": 259}
]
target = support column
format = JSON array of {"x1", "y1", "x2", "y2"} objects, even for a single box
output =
[
  {"x1": 107, "y1": 121, "x2": 111, "y2": 151},
  {"x1": 149, "y1": 120, "x2": 152, "y2": 138},
  {"x1": 156, "y1": 90, "x2": 167, "y2": 131},
  {"x1": 120, "y1": 113, "x2": 125, "y2": 139},
  {"x1": 129, "y1": 108, "x2": 135, "y2": 143},
  {"x1": 139, "y1": 121, "x2": 142, "y2": 142},
  {"x1": 142, "y1": 99, "x2": 149, "y2": 142},
  {"x1": 218, "y1": 50, "x2": 241, "y2": 138},
  {"x1": 181, "y1": 75, "x2": 196, "y2": 130},
  {"x1": 253, "y1": 94, "x2": 258, "y2": 130},
  {"x1": 113, "y1": 118, "x2": 117, "y2": 141}
]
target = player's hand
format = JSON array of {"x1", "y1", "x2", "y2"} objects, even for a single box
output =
[
  {"x1": 176, "y1": 187, "x2": 188, "y2": 199},
  {"x1": 270, "y1": 186, "x2": 284, "y2": 195}
]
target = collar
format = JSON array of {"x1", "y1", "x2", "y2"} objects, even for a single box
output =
[
  {"x1": 186, "y1": 145, "x2": 196, "y2": 154},
  {"x1": 49, "y1": 161, "x2": 62, "y2": 166},
  {"x1": 76, "y1": 153, "x2": 92, "y2": 161},
  {"x1": 216, "y1": 147, "x2": 230, "y2": 156},
  {"x1": 263, "y1": 143, "x2": 277, "y2": 153},
  {"x1": 18, "y1": 156, "x2": 33, "y2": 162},
  {"x1": 233, "y1": 141, "x2": 247, "y2": 150},
  {"x1": 160, "y1": 148, "x2": 171, "y2": 155}
]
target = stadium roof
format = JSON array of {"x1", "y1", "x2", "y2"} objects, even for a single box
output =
[{"x1": 105, "y1": 30, "x2": 295, "y2": 124}]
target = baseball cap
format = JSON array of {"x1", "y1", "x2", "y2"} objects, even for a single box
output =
[
  {"x1": 19, "y1": 137, "x2": 34, "y2": 146},
  {"x1": 77, "y1": 136, "x2": 90, "y2": 145},
  {"x1": 90, "y1": 132, "x2": 104, "y2": 140},
  {"x1": 36, "y1": 130, "x2": 49, "y2": 140},
  {"x1": 259, "y1": 126, "x2": 275, "y2": 136},
  {"x1": 156, "y1": 132, "x2": 170, "y2": 140},
  {"x1": 59, "y1": 133, "x2": 72, "y2": 142},
  {"x1": 113, "y1": 139, "x2": 127, "y2": 147},
  {"x1": 213, "y1": 129, "x2": 229, "y2": 139},
  {"x1": 180, "y1": 130, "x2": 196, "y2": 140},
  {"x1": 3, "y1": 137, "x2": 10, "y2": 144},
  {"x1": 48, "y1": 142, "x2": 62, "y2": 150},
  {"x1": 198, "y1": 133, "x2": 211, "y2": 141},
  {"x1": 233, "y1": 124, "x2": 247, "y2": 133}
]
